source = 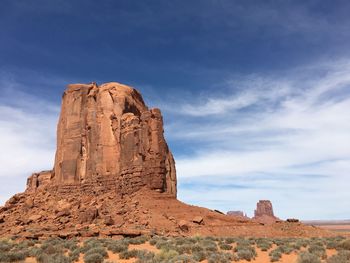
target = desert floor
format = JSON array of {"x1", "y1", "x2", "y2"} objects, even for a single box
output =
[{"x1": 2, "y1": 235, "x2": 346, "y2": 263}]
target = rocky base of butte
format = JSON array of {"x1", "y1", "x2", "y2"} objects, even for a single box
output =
[{"x1": 0, "y1": 82, "x2": 331, "y2": 239}]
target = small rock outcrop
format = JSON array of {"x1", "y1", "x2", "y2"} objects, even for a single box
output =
[
  {"x1": 227, "y1": 211, "x2": 249, "y2": 219},
  {"x1": 253, "y1": 200, "x2": 280, "y2": 224}
]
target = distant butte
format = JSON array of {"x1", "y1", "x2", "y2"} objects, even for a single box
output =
[
  {"x1": 253, "y1": 200, "x2": 281, "y2": 224},
  {"x1": 0, "y1": 82, "x2": 331, "y2": 239}
]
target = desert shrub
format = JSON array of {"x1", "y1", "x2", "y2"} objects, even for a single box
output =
[
  {"x1": 134, "y1": 250, "x2": 155, "y2": 262},
  {"x1": 174, "y1": 244, "x2": 192, "y2": 254},
  {"x1": 191, "y1": 244, "x2": 204, "y2": 253},
  {"x1": 278, "y1": 244, "x2": 295, "y2": 254},
  {"x1": 234, "y1": 239, "x2": 257, "y2": 261},
  {"x1": 326, "y1": 240, "x2": 338, "y2": 249},
  {"x1": 327, "y1": 250, "x2": 350, "y2": 263},
  {"x1": 169, "y1": 254, "x2": 196, "y2": 263},
  {"x1": 68, "y1": 248, "x2": 81, "y2": 262},
  {"x1": 0, "y1": 250, "x2": 28, "y2": 262},
  {"x1": 43, "y1": 244, "x2": 63, "y2": 255},
  {"x1": 173, "y1": 237, "x2": 187, "y2": 246},
  {"x1": 270, "y1": 250, "x2": 282, "y2": 262},
  {"x1": 296, "y1": 239, "x2": 309, "y2": 248},
  {"x1": 272, "y1": 238, "x2": 285, "y2": 246},
  {"x1": 225, "y1": 237, "x2": 236, "y2": 244},
  {"x1": 204, "y1": 236, "x2": 218, "y2": 242},
  {"x1": 203, "y1": 243, "x2": 218, "y2": 252},
  {"x1": 37, "y1": 252, "x2": 71, "y2": 263},
  {"x1": 297, "y1": 252, "x2": 321, "y2": 263},
  {"x1": 28, "y1": 246, "x2": 42, "y2": 257},
  {"x1": 81, "y1": 238, "x2": 104, "y2": 253},
  {"x1": 256, "y1": 240, "x2": 273, "y2": 251},
  {"x1": 40, "y1": 238, "x2": 65, "y2": 255},
  {"x1": 0, "y1": 239, "x2": 13, "y2": 250},
  {"x1": 219, "y1": 243, "x2": 233, "y2": 250},
  {"x1": 207, "y1": 252, "x2": 234, "y2": 263},
  {"x1": 234, "y1": 238, "x2": 251, "y2": 248},
  {"x1": 119, "y1": 249, "x2": 139, "y2": 259},
  {"x1": 192, "y1": 250, "x2": 207, "y2": 261},
  {"x1": 62, "y1": 239, "x2": 78, "y2": 251},
  {"x1": 106, "y1": 240, "x2": 128, "y2": 253},
  {"x1": 127, "y1": 235, "x2": 150, "y2": 245},
  {"x1": 293, "y1": 241, "x2": 303, "y2": 250},
  {"x1": 237, "y1": 248, "x2": 256, "y2": 261},
  {"x1": 16, "y1": 241, "x2": 30, "y2": 250},
  {"x1": 155, "y1": 239, "x2": 171, "y2": 250},
  {"x1": 85, "y1": 246, "x2": 108, "y2": 258},
  {"x1": 83, "y1": 253, "x2": 104, "y2": 263},
  {"x1": 154, "y1": 249, "x2": 179, "y2": 261},
  {"x1": 149, "y1": 236, "x2": 164, "y2": 246},
  {"x1": 308, "y1": 243, "x2": 326, "y2": 258},
  {"x1": 339, "y1": 239, "x2": 350, "y2": 250},
  {"x1": 197, "y1": 238, "x2": 218, "y2": 253}
]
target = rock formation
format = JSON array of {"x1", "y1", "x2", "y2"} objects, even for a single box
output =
[
  {"x1": 227, "y1": 211, "x2": 249, "y2": 219},
  {"x1": 253, "y1": 200, "x2": 280, "y2": 224},
  {"x1": 0, "y1": 82, "x2": 331, "y2": 239},
  {"x1": 26, "y1": 82, "x2": 176, "y2": 196},
  {"x1": 254, "y1": 200, "x2": 275, "y2": 217}
]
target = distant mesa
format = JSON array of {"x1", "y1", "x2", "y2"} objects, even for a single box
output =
[{"x1": 227, "y1": 210, "x2": 249, "y2": 219}]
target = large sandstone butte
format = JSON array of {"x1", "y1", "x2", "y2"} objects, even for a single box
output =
[
  {"x1": 0, "y1": 82, "x2": 332, "y2": 239},
  {"x1": 27, "y1": 82, "x2": 176, "y2": 196}
]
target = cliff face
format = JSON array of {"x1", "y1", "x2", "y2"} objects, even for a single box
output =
[{"x1": 27, "y1": 82, "x2": 176, "y2": 197}]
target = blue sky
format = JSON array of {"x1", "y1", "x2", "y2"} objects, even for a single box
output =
[{"x1": 1, "y1": 0, "x2": 350, "y2": 220}]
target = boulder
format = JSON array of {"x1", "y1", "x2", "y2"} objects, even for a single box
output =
[
  {"x1": 79, "y1": 207, "x2": 99, "y2": 224},
  {"x1": 178, "y1": 220, "x2": 189, "y2": 232},
  {"x1": 104, "y1": 216, "x2": 114, "y2": 226},
  {"x1": 27, "y1": 214, "x2": 42, "y2": 223},
  {"x1": 192, "y1": 216, "x2": 204, "y2": 225}
]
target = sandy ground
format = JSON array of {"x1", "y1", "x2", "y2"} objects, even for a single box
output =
[{"x1": 318, "y1": 224, "x2": 350, "y2": 232}]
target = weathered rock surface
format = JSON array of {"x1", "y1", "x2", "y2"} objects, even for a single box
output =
[
  {"x1": 253, "y1": 200, "x2": 280, "y2": 224},
  {"x1": 26, "y1": 82, "x2": 176, "y2": 196}
]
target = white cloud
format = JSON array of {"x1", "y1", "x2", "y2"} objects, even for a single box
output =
[
  {"x1": 165, "y1": 59, "x2": 350, "y2": 220},
  {"x1": 0, "y1": 74, "x2": 58, "y2": 204}
]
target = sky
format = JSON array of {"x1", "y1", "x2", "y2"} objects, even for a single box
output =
[{"x1": 0, "y1": 0, "x2": 350, "y2": 220}]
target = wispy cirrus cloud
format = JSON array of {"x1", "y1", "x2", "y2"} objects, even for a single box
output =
[{"x1": 162, "y1": 59, "x2": 350, "y2": 220}]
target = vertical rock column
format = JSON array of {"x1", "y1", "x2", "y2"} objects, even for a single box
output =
[{"x1": 52, "y1": 82, "x2": 177, "y2": 197}]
